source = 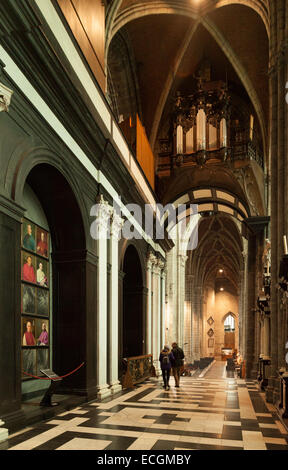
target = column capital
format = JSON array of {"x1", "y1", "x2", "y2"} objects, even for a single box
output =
[
  {"x1": 95, "y1": 194, "x2": 112, "y2": 232},
  {"x1": 147, "y1": 249, "x2": 156, "y2": 269},
  {"x1": 152, "y1": 262, "x2": 162, "y2": 276},
  {"x1": 0, "y1": 82, "x2": 13, "y2": 112},
  {"x1": 110, "y1": 211, "x2": 124, "y2": 240},
  {"x1": 178, "y1": 254, "x2": 188, "y2": 266}
]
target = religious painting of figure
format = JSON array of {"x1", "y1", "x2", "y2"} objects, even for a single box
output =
[
  {"x1": 36, "y1": 319, "x2": 49, "y2": 346},
  {"x1": 21, "y1": 285, "x2": 36, "y2": 314},
  {"x1": 22, "y1": 318, "x2": 36, "y2": 346},
  {"x1": 36, "y1": 258, "x2": 49, "y2": 288},
  {"x1": 36, "y1": 228, "x2": 49, "y2": 258},
  {"x1": 37, "y1": 349, "x2": 49, "y2": 376},
  {"x1": 22, "y1": 252, "x2": 36, "y2": 284},
  {"x1": 22, "y1": 349, "x2": 36, "y2": 378},
  {"x1": 37, "y1": 289, "x2": 49, "y2": 317},
  {"x1": 22, "y1": 220, "x2": 36, "y2": 252}
]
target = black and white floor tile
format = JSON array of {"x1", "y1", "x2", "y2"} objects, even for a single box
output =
[{"x1": 6, "y1": 362, "x2": 288, "y2": 450}]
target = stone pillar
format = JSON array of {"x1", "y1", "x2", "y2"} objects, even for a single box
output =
[
  {"x1": 160, "y1": 263, "x2": 167, "y2": 351},
  {"x1": 96, "y1": 196, "x2": 111, "y2": 400},
  {"x1": 165, "y1": 248, "x2": 177, "y2": 346},
  {"x1": 241, "y1": 241, "x2": 249, "y2": 358},
  {"x1": 192, "y1": 286, "x2": 202, "y2": 361},
  {"x1": 184, "y1": 273, "x2": 193, "y2": 363},
  {"x1": 266, "y1": 0, "x2": 288, "y2": 402},
  {"x1": 108, "y1": 211, "x2": 123, "y2": 394},
  {"x1": 177, "y1": 254, "x2": 188, "y2": 347},
  {"x1": 151, "y1": 257, "x2": 161, "y2": 374},
  {"x1": 245, "y1": 232, "x2": 257, "y2": 378},
  {"x1": 0, "y1": 196, "x2": 25, "y2": 434},
  {"x1": 146, "y1": 251, "x2": 154, "y2": 354},
  {"x1": 264, "y1": 316, "x2": 270, "y2": 357}
]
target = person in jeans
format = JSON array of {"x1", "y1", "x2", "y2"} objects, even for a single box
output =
[
  {"x1": 171, "y1": 342, "x2": 185, "y2": 387},
  {"x1": 159, "y1": 345, "x2": 174, "y2": 391}
]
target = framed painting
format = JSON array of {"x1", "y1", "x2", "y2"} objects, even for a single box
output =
[
  {"x1": 35, "y1": 319, "x2": 49, "y2": 346},
  {"x1": 21, "y1": 251, "x2": 37, "y2": 284},
  {"x1": 208, "y1": 338, "x2": 214, "y2": 348},
  {"x1": 22, "y1": 349, "x2": 36, "y2": 379},
  {"x1": 22, "y1": 220, "x2": 36, "y2": 253},
  {"x1": 36, "y1": 257, "x2": 49, "y2": 288},
  {"x1": 36, "y1": 227, "x2": 49, "y2": 258},
  {"x1": 21, "y1": 317, "x2": 36, "y2": 346},
  {"x1": 36, "y1": 288, "x2": 49, "y2": 317},
  {"x1": 21, "y1": 284, "x2": 36, "y2": 314}
]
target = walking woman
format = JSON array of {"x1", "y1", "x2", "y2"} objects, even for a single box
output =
[{"x1": 159, "y1": 345, "x2": 174, "y2": 391}]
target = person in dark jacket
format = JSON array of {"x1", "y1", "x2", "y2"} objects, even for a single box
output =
[
  {"x1": 171, "y1": 342, "x2": 185, "y2": 387},
  {"x1": 159, "y1": 345, "x2": 174, "y2": 391}
]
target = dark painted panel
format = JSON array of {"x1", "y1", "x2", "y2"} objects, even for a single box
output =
[{"x1": 0, "y1": 213, "x2": 21, "y2": 416}]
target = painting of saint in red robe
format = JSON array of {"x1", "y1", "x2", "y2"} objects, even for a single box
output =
[
  {"x1": 22, "y1": 319, "x2": 36, "y2": 346},
  {"x1": 36, "y1": 229, "x2": 48, "y2": 258},
  {"x1": 22, "y1": 254, "x2": 36, "y2": 284}
]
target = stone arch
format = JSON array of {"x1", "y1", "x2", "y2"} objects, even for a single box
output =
[
  {"x1": 6, "y1": 146, "x2": 91, "y2": 250},
  {"x1": 17, "y1": 161, "x2": 96, "y2": 396}
]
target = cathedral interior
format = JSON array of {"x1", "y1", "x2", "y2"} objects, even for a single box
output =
[{"x1": 0, "y1": 0, "x2": 288, "y2": 452}]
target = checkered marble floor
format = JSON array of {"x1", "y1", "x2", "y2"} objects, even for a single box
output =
[{"x1": 6, "y1": 362, "x2": 288, "y2": 450}]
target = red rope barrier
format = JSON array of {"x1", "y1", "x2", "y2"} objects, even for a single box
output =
[{"x1": 22, "y1": 362, "x2": 85, "y2": 380}]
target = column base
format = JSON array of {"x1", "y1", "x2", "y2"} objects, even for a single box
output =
[
  {"x1": 266, "y1": 376, "x2": 276, "y2": 403},
  {"x1": 97, "y1": 384, "x2": 112, "y2": 400},
  {"x1": 0, "y1": 421, "x2": 8, "y2": 444},
  {"x1": 273, "y1": 377, "x2": 281, "y2": 405},
  {"x1": 109, "y1": 381, "x2": 122, "y2": 395},
  {"x1": 1, "y1": 409, "x2": 26, "y2": 434},
  {"x1": 153, "y1": 365, "x2": 162, "y2": 377}
]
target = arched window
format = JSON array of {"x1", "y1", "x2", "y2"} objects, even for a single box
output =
[{"x1": 224, "y1": 314, "x2": 235, "y2": 332}]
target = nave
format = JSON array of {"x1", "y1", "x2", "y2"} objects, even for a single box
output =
[{"x1": 5, "y1": 362, "x2": 288, "y2": 451}]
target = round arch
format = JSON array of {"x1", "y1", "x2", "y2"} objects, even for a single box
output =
[
  {"x1": 19, "y1": 162, "x2": 91, "y2": 395},
  {"x1": 7, "y1": 147, "x2": 91, "y2": 250}
]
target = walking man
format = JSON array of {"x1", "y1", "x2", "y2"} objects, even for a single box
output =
[{"x1": 171, "y1": 342, "x2": 185, "y2": 387}]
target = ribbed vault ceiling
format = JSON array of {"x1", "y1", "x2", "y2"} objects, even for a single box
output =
[{"x1": 107, "y1": 0, "x2": 269, "y2": 159}]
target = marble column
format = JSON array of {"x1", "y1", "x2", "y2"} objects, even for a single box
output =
[
  {"x1": 192, "y1": 286, "x2": 202, "y2": 361},
  {"x1": 184, "y1": 274, "x2": 193, "y2": 363},
  {"x1": 108, "y1": 211, "x2": 124, "y2": 394},
  {"x1": 96, "y1": 196, "x2": 111, "y2": 400},
  {"x1": 146, "y1": 251, "x2": 154, "y2": 355},
  {"x1": 245, "y1": 233, "x2": 257, "y2": 378},
  {"x1": 160, "y1": 263, "x2": 167, "y2": 351},
  {"x1": 177, "y1": 254, "x2": 188, "y2": 348},
  {"x1": 266, "y1": 0, "x2": 287, "y2": 402},
  {"x1": 152, "y1": 258, "x2": 162, "y2": 375}
]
